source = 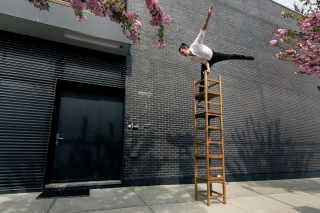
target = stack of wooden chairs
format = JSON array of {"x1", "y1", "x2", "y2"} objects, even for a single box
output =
[{"x1": 193, "y1": 73, "x2": 226, "y2": 206}]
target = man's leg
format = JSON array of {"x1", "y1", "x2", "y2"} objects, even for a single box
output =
[
  {"x1": 199, "y1": 51, "x2": 254, "y2": 93},
  {"x1": 199, "y1": 63, "x2": 207, "y2": 93},
  {"x1": 209, "y1": 52, "x2": 254, "y2": 66}
]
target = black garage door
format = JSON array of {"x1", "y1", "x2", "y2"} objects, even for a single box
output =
[{"x1": 0, "y1": 30, "x2": 126, "y2": 193}]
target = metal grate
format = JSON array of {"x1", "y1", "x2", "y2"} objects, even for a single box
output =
[{"x1": 0, "y1": 30, "x2": 126, "y2": 193}]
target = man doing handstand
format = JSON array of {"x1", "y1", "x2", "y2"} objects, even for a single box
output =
[{"x1": 179, "y1": 5, "x2": 254, "y2": 93}]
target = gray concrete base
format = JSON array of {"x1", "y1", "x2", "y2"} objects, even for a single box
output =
[
  {"x1": 45, "y1": 180, "x2": 121, "y2": 189},
  {"x1": 0, "y1": 178, "x2": 320, "y2": 213}
]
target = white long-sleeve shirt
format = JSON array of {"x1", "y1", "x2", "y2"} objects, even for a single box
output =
[{"x1": 188, "y1": 29, "x2": 213, "y2": 64}]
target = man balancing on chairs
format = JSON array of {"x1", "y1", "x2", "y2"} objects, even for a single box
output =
[{"x1": 178, "y1": 4, "x2": 254, "y2": 94}]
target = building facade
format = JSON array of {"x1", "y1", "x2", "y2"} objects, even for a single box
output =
[{"x1": 0, "y1": 0, "x2": 319, "y2": 194}]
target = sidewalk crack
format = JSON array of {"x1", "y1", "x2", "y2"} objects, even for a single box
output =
[
  {"x1": 148, "y1": 207, "x2": 156, "y2": 213},
  {"x1": 47, "y1": 198, "x2": 57, "y2": 213},
  {"x1": 131, "y1": 187, "x2": 147, "y2": 205}
]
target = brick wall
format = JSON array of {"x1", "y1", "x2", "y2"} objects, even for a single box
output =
[{"x1": 123, "y1": 0, "x2": 320, "y2": 183}]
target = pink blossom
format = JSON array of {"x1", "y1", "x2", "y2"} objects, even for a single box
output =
[
  {"x1": 126, "y1": 11, "x2": 136, "y2": 22},
  {"x1": 145, "y1": 0, "x2": 171, "y2": 27},
  {"x1": 286, "y1": 49, "x2": 297, "y2": 56},
  {"x1": 150, "y1": 16, "x2": 160, "y2": 26},
  {"x1": 85, "y1": 0, "x2": 105, "y2": 17},
  {"x1": 126, "y1": 34, "x2": 139, "y2": 43},
  {"x1": 162, "y1": 15, "x2": 172, "y2": 26},
  {"x1": 122, "y1": 29, "x2": 127, "y2": 35},
  {"x1": 280, "y1": 39, "x2": 284, "y2": 43},
  {"x1": 91, "y1": 1, "x2": 106, "y2": 17},
  {"x1": 157, "y1": 41, "x2": 166, "y2": 49},
  {"x1": 269, "y1": 40, "x2": 277, "y2": 46},
  {"x1": 112, "y1": 5, "x2": 120, "y2": 12},
  {"x1": 77, "y1": 15, "x2": 87, "y2": 22},
  {"x1": 70, "y1": 0, "x2": 84, "y2": 12},
  {"x1": 277, "y1": 29, "x2": 286, "y2": 37},
  {"x1": 281, "y1": 11, "x2": 285, "y2": 18},
  {"x1": 132, "y1": 20, "x2": 142, "y2": 30},
  {"x1": 106, "y1": 10, "x2": 116, "y2": 22},
  {"x1": 32, "y1": 1, "x2": 47, "y2": 10},
  {"x1": 86, "y1": 0, "x2": 98, "y2": 9}
]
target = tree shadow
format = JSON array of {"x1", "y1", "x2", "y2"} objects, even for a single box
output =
[
  {"x1": 226, "y1": 115, "x2": 319, "y2": 193},
  {"x1": 294, "y1": 206, "x2": 320, "y2": 213},
  {"x1": 122, "y1": 128, "x2": 229, "y2": 208}
]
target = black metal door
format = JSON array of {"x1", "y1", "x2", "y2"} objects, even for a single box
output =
[{"x1": 47, "y1": 80, "x2": 124, "y2": 183}]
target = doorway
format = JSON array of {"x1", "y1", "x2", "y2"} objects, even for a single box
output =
[{"x1": 45, "y1": 80, "x2": 124, "y2": 183}]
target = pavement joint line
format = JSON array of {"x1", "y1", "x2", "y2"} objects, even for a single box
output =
[
  {"x1": 226, "y1": 202, "x2": 252, "y2": 213},
  {"x1": 48, "y1": 204, "x2": 148, "y2": 213},
  {"x1": 228, "y1": 203, "x2": 253, "y2": 213},
  {"x1": 51, "y1": 201, "x2": 201, "y2": 213},
  {"x1": 130, "y1": 187, "x2": 147, "y2": 205},
  {"x1": 181, "y1": 184, "x2": 195, "y2": 198},
  {"x1": 227, "y1": 189, "x2": 308, "y2": 210},
  {"x1": 148, "y1": 206, "x2": 156, "y2": 213},
  {"x1": 56, "y1": 200, "x2": 217, "y2": 213},
  {"x1": 249, "y1": 188, "x2": 318, "y2": 208},
  {"x1": 47, "y1": 198, "x2": 57, "y2": 213}
]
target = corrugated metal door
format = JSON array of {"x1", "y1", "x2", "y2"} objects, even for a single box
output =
[{"x1": 0, "y1": 30, "x2": 126, "y2": 193}]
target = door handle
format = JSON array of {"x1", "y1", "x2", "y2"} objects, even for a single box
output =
[{"x1": 56, "y1": 134, "x2": 63, "y2": 145}]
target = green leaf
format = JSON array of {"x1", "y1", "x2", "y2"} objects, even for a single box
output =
[{"x1": 294, "y1": 4, "x2": 301, "y2": 13}]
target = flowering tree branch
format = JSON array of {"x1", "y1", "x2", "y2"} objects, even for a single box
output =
[
  {"x1": 270, "y1": 0, "x2": 320, "y2": 91},
  {"x1": 27, "y1": 0, "x2": 172, "y2": 49},
  {"x1": 145, "y1": 0, "x2": 172, "y2": 49},
  {"x1": 28, "y1": 0, "x2": 50, "y2": 10}
]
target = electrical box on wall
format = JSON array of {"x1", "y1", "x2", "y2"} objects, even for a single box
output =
[
  {"x1": 130, "y1": 153, "x2": 138, "y2": 158},
  {"x1": 128, "y1": 122, "x2": 139, "y2": 130}
]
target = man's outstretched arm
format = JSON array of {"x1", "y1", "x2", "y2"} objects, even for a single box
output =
[
  {"x1": 204, "y1": 61, "x2": 211, "y2": 73},
  {"x1": 202, "y1": 5, "x2": 213, "y2": 31}
]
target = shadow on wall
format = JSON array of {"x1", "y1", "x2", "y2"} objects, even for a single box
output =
[
  {"x1": 123, "y1": 130, "x2": 194, "y2": 185},
  {"x1": 226, "y1": 115, "x2": 313, "y2": 181},
  {"x1": 123, "y1": 131, "x2": 227, "y2": 210}
]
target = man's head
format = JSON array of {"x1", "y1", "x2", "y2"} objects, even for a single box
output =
[{"x1": 179, "y1": 43, "x2": 191, "y2": 57}]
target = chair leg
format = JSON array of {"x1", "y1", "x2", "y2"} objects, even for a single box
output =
[
  {"x1": 223, "y1": 182, "x2": 226, "y2": 204},
  {"x1": 207, "y1": 181, "x2": 211, "y2": 206},
  {"x1": 195, "y1": 179, "x2": 198, "y2": 200}
]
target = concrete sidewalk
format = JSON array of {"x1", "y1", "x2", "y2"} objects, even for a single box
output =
[{"x1": 1, "y1": 178, "x2": 320, "y2": 213}]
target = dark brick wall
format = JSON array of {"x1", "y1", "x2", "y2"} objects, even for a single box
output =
[{"x1": 123, "y1": 0, "x2": 320, "y2": 183}]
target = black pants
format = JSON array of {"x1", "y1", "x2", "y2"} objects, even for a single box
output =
[{"x1": 199, "y1": 51, "x2": 251, "y2": 92}]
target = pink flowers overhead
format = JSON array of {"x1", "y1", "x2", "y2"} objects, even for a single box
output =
[
  {"x1": 28, "y1": 0, "x2": 172, "y2": 49},
  {"x1": 28, "y1": 0, "x2": 49, "y2": 11},
  {"x1": 77, "y1": 15, "x2": 87, "y2": 22},
  {"x1": 71, "y1": 0, "x2": 143, "y2": 44},
  {"x1": 122, "y1": 13, "x2": 141, "y2": 43},
  {"x1": 145, "y1": 0, "x2": 172, "y2": 49},
  {"x1": 70, "y1": 0, "x2": 84, "y2": 12},
  {"x1": 269, "y1": 40, "x2": 277, "y2": 46},
  {"x1": 145, "y1": 0, "x2": 171, "y2": 26},
  {"x1": 274, "y1": 29, "x2": 287, "y2": 37},
  {"x1": 270, "y1": 1, "x2": 320, "y2": 86},
  {"x1": 157, "y1": 41, "x2": 166, "y2": 49}
]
